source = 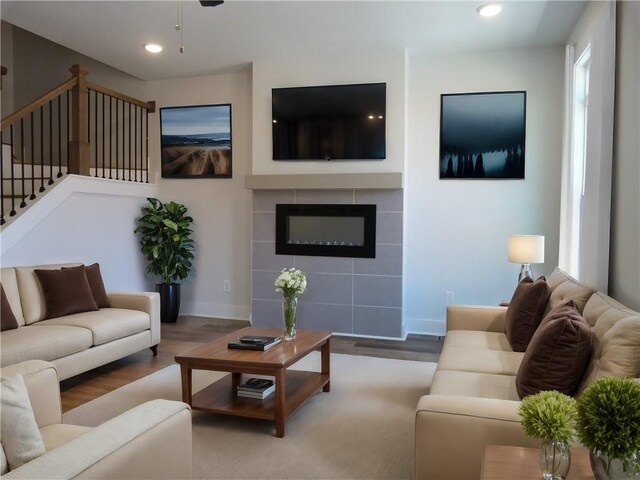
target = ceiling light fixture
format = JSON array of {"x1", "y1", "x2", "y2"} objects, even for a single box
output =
[
  {"x1": 476, "y1": 3, "x2": 502, "y2": 17},
  {"x1": 144, "y1": 43, "x2": 163, "y2": 53}
]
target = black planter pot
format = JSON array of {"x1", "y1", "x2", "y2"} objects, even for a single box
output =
[{"x1": 156, "y1": 283, "x2": 181, "y2": 323}]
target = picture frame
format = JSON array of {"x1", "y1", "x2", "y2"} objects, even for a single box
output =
[
  {"x1": 439, "y1": 91, "x2": 526, "y2": 179},
  {"x1": 160, "y1": 103, "x2": 232, "y2": 178}
]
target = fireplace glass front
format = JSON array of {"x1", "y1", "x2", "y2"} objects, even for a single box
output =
[{"x1": 275, "y1": 204, "x2": 376, "y2": 258}]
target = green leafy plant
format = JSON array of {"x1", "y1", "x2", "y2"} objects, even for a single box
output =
[
  {"x1": 576, "y1": 377, "x2": 640, "y2": 472},
  {"x1": 135, "y1": 197, "x2": 194, "y2": 284},
  {"x1": 519, "y1": 391, "x2": 577, "y2": 443}
]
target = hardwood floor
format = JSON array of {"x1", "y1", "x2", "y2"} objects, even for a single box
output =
[{"x1": 60, "y1": 316, "x2": 443, "y2": 412}]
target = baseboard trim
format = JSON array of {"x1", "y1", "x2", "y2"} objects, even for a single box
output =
[
  {"x1": 404, "y1": 317, "x2": 446, "y2": 337},
  {"x1": 180, "y1": 301, "x2": 251, "y2": 321}
]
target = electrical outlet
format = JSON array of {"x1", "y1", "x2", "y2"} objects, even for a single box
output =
[
  {"x1": 223, "y1": 280, "x2": 231, "y2": 292},
  {"x1": 445, "y1": 291, "x2": 455, "y2": 305}
]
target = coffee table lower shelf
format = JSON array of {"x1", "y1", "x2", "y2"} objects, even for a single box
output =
[{"x1": 191, "y1": 370, "x2": 329, "y2": 421}]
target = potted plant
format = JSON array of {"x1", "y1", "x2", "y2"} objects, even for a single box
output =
[
  {"x1": 519, "y1": 390, "x2": 577, "y2": 480},
  {"x1": 135, "y1": 197, "x2": 194, "y2": 323},
  {"x1": 576, "y1": 376, "x2": 640, "y2": 480}
]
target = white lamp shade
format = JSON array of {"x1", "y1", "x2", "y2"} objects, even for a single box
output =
[{"x1": 508, "y1": 235, "x2": 545, "y2": 264}]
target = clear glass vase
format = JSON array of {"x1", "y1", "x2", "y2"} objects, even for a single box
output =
[
  {"x1": 589, "y1": 450, "x2": 640, "y2": 480},
  {"x1": 540, "y1": 439, "x2": 571, "y2": 480},
  {"x1": 282, "y1": 296, "x2": 297, "y2": 341}
]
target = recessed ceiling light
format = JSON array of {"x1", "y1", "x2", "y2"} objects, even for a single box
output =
[
  {"x1": 477, "y1": 3, "x2": 502, "y2": 17},
  {"x1": 144, "y1": 43, "x2": 163, "y2": 53}
]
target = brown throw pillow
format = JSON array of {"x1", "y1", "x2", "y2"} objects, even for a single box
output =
[
  {"x1": 505, "y1": 276, "x2": 551, "y2": 352},
  {"x1": 1, "y1": 284, "x2": 19, "y2": 331},
  {"x1": 515, "y1": 300, "x2": 592, "y2": 398},
  {"x1": 34, "y1": 266, "x2": 98, "y2": 319},
  {"x1": 64, "y1": 263, "x2": 110, "y2": 308}
]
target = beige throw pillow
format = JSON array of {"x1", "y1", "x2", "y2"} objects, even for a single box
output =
[{"x1": 0, "y1": 375, "x2": 46, "y2": 470}]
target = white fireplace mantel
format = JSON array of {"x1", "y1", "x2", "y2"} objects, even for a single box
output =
[{"x1": 244, "y1": 173, "x2": 403, "y2": 190}]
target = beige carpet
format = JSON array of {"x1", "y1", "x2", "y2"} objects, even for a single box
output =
[{"x1": 64, "y1": 353, "x2": 437, "y2": 480}]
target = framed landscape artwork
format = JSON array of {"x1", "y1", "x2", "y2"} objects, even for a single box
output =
[
  {"x1": 439, "y1": 91, "x2": 526, "y2": 179},
  {"x1": 160, "y1": 103, "x2": 232, "y2": 178}
]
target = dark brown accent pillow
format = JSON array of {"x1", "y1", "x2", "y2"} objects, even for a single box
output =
[
  {"x1": 505, "y1": 276, "x2": 551, "y2": 352},
  {"x1": 35, "y1": 266, "x2": 99, "y2": 319},
  {"x1": 515, "y1": 301, "x2": 592, "y2": 399},
  {"x1": 64, "y1": 263, "x2": 110, "y2": 308},
  {"x1": 1, "y1": 284, "x2": 19, "y2": 331}
]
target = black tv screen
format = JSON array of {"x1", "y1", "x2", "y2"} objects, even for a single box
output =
[{"x1": 272, "y1": 83, "x2": 386, "y2": 161}]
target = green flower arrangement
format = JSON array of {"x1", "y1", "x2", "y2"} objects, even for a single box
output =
[
  {"x1": 519, "y1": 391, "x2": 577, "y2": 443},
  {"x1": 576, "y1": 376, "x2": 640, "y2": 474}
]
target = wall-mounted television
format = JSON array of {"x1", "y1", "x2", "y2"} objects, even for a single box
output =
[{"x1": 272, "y1": 83, "x2": 386, "y2": 161}]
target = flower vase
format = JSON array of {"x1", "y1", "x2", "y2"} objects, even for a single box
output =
[
  {"x1": 589, "y1": 450, "x2": 640, "y2": 480},
  {"x1": 282, "y1": 296, "x2": 297, "y2": 341},
  {"x1": 540, "y1": 439, "x2": 571, "y2": 480}
]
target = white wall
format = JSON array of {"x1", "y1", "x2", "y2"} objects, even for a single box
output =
[
  {"x1": 1, "y1": 177, "x2": 156, "y2": 292},
  {"x1": 1, "y1": 22, "x2": 15, "y2": 117},
  {"x1": 146, "y1": 71, "x2": 253, "y2": 320},
  {"x1": 251, "y1": 51, "x2": 406, "y2": 175},
  {"x1": 609, "y1": 0, "x2": 640, "y2": 310},
  {"x1": 404, "y1": 46, "x2": 565, "y2": 334}
]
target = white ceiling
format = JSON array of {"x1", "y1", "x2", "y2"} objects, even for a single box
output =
[{"x1": 1, "y1": 0, "x2": 586, "y2": 81}]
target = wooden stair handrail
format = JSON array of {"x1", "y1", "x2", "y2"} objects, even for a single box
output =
[
  {"x1": 0, "y1": 77, "x2": 77, "y2": 129},
  {"x1": 86, "y1": 82, "x2": 155, "y2": 112}
]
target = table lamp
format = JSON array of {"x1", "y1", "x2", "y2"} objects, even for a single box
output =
[{"x1": 508, "y1": 235, "x2": 545, "y2": 283}]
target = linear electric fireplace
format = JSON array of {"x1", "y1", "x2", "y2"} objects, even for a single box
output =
[{"x1": 276, "y1": 204, "x2": 376, "y2": 258}]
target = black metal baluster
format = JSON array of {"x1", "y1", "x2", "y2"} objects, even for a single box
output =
[
  {"x1": 40, "y1": 107, "x2": 45, "y2": 192},
  {"x1": 9, "y1": 125, "x2": 16, "y2": 216},
  {"x1": 58, "y1": 95, "x2": 63, "y2": 177},
  {"x1": 48, "y1": 100, "x2": 53, "y2": 184},
  {"x1": 94, "y1": 90, "x2": 98, "y2": 177},
  {"x1": 19, "y1": 119, "x2": 26, "y2": 208},
  {"x1": 134, "y1": 105, "x2": 138, "y2": 182},
  {"x1": 102, "y1": 93, "x2": 106, "y2": 178},
  {"x1": 1, "y1": 129, "x2": 4, "y2": 224},
  {"x1": 115, "y1": 99, "x2": 119, "y2": 180},
  {"x1": 128, "y1": 102, "x2": 132, "y2": 181},
  {"x1": 122, "y1": 99, "x2": 125, "y2": 181},
  {"x1": 145, "y1": 109, "x2": 149, "y2": 183},
  {"x1": 66, "y1": 90, "x2": 71, "y2": 174},
  {"x1": 29, "y1": 112, "x2": 35, "y2": 200},
  {"x1": 109, "y1": 96, "x2": 113, "y2": 179}
]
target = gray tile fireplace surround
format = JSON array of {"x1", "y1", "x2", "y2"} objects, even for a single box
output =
[{"x1": 251, "y1": 189, "x2": 403, "y2": 338}]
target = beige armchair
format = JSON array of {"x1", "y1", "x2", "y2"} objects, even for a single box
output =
[{"x1": 1, "y1": 360, "x2": 192, "y2": 479}]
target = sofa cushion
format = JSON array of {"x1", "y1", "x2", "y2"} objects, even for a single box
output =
[
  {"x1": 0, "y1": 326, "x2": 93, "y2": 366},
  {"x1": 430, "y1": 370, "x2": 520, "y2": 401},
  {"x1": 505, "y1": 276, "x2": 550, "y2": 352},
  {"x1": 443, "y1": 330, "x2": 513, "y2": 352},
  {"x1": 15, "y1": 264, "x2": 81, "y2": 325},
  {"x1": 1, "y1": 285, "x2": 19, "y2": 332},
  {"x1": 516, "y1": 301, "x2": 592, "y2": 398},
  {"x1": 548, "y1": 278, "x2": 594, "y2": 314},
  {"x1": 577, "y1": 292, "x2": 640, "y2": 393},
  {"x1": 547, "y1": 267, "x2": 575, "y2": 292},
  {"x1": 437, "y1": 346, "x2": 524, "y2": 376},
  {"x1": 0, "y1": 268, "x2": 24, "y2": 326},
  {"x1": 33, "y1": 309, "x2": 151, "y2": 346},
  {"x1": 0, "y1": 374, "x2": 46, "y2": 470},
  {"x1": 63, "y1": 263, "x2": 110, "y2": 309},
  {"x1": 35, "y1": 266, "x2": 99, "y2": 320}
]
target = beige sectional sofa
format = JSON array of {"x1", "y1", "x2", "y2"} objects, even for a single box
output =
[
  {"x1": 0, "y1": 264, "x2": 160, "y2": 380},
  {"x1": 415, "y1": 268, "x2": 640, "y2": 480},
  {"x1": 1, "y1": 360, "x2": 191, "y2": 479}
]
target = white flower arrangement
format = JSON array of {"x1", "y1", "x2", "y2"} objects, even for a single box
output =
[{"x1": 274, "y1": 267, "x2": 307, "y2": 298}]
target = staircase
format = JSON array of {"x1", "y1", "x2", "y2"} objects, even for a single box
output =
[{"x1": 0, "y1": 64, "x2": 155, "y2": 226}]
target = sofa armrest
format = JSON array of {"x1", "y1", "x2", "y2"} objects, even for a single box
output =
[
  {"x1": 0, "y1": 360, "x2": 62, "y2": 428},
  {"x1": 415, "y1": 395, "x2": 535, "y2": 480},
  {"x1": 108, "y1": 291, "x2": 160, "y2": 346},
  {"x1": 4, "y1": 399, "x2": 192, "y2": 480},
  {"x1": 446, "y1": 305, "x2": 507, "y2": 333}
]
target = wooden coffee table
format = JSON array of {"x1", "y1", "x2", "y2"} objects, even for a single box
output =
[{"x1": 175, "y1": 327, "x2": 331, "y2": 437}]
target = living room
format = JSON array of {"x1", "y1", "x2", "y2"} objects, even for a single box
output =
[{"x1": 1, "y1": 1, "x2": 639, "y2": 479}]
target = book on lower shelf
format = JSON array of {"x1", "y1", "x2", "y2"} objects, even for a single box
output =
[
  {"x1": 228, "y1": 335, "x2": 282, "y2": 351},
  {"x1": 236, "y1": 377, "x2": 275, "y2": 399}
]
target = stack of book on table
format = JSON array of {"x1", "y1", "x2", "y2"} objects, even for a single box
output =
[
  {"x1": 237, "y1": 378, "x2": 275, "y2": 399},
  {"x1": 227, "y1": 335, "x2": 282, "y2": 351}
]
